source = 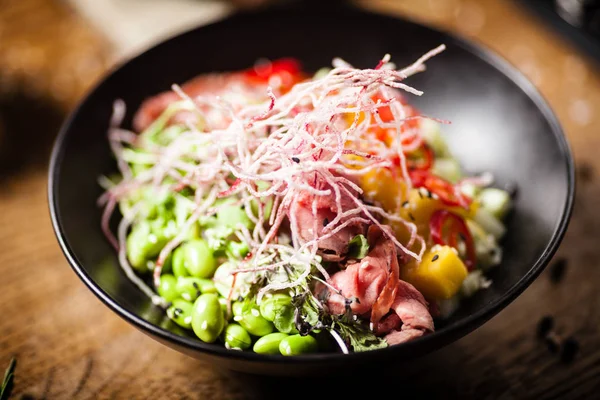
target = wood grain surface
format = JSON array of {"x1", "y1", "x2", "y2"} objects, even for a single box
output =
[{"x1": 1, "y1": 0, "x2": 599, "y2": 399}]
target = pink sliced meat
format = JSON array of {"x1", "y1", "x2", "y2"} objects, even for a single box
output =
[
  {"x1": 367, "y1": 225, "x2": 400, "y2": 327},
  {"x1": 290, "y1": 173, "x2": 365, "y2": 258},
  {"x1": 326, "y1": 260, "x2": 389, "y2": 315},
  {"x1": 293, "y1": 204, "x2": 363, "y2": 259},
  {"x1": 383, "y1": 280, "x2": 434, "y2": 345},
  {"x1": 384, "y1": 328, "x2": 427, "y2": 345},
  {"x1": 322, "y1": 225, "x2": 434, "y2": 346},
  {"x1": 133, "y1": 72, "x2": 244, "y2": 132}
]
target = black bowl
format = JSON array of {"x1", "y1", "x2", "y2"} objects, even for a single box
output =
[{"x1": 48, "y1": 4, "x2": 574, "y2": 375}]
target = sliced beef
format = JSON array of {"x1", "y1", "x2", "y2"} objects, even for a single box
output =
[
  {"x1": 133, "y1": 72, "x2": 244, "y2": 132},
  {"x1": 322, "y1": 225, "x2": 434, "y2": 346},
  {"x1": 290, "y1": 173, "x2": 365, "y2": 259}
]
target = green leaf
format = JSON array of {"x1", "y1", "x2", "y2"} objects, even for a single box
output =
[
  {"x1": 336, "y1": 320, "x2": 387, "y2": 352},
  {"x1": 1, "y1": 357, "x2": 16, "y2": 400},
  {"x1": 347, "y1": 234, "x2": 369, "y2": 259},
  {"x1": 347, "y1": 331, "x2": 387, "y2": 352}
]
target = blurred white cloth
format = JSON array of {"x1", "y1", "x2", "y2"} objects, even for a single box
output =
[{"x1": 66, "y1": 0, "x2": 232, "y2": 62}]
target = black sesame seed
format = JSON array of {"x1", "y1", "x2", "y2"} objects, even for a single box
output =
[
  {"x1": 549, "y1": 257, "x2": 568, "y2": 284},
  {"x1": 432, "y1": 254, "x2": 439, "y2": 262},
  {"x1": 427, "y1": 190, "x2": 433, "y2": 199},
  {"x1": 355, "y1": 297, "x2": 361, "y2": 304},
  {"x1": 560, "y1": 336, "x2": 579, "y2": 363},
  {"x1": 292, "y1": 157, "x2": 300, "y2": 163},
  {"x1": 409, "y1": 213, "x2": 415, "y2": 221},
  {"x1": 173, "y1": 308, "x2": 183, "y2": 317},
  {"x1": 323, "y1": 218, "x2": 329, "y2": 227},
  {"x1": 240, "y1": 205, "x2": 245, "y2": 210},
  {"x1": 418, "y1": 190, "x2": 424, "y2": 199},
  {"x1": 402, "y1": 201, "x2": 409, "y2": 208},
  {"x1": 192, "y1": 282, "x2": 200, "y2": 290},
  {"x1": 537, "y1": 315, "x2": 554, "y2": 339}
]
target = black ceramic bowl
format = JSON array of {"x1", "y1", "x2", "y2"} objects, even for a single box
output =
[{"x1": 48, "y1": 4, "x2": 574, "y2": 376}]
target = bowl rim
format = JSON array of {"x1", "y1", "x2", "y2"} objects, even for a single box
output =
[{"x1": 48, "y1": 5, "x2": 575, "y2": 364}]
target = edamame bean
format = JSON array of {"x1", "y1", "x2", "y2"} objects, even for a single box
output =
[
  {"x1": 192, "y1": 293, "x2": 225, "y2": 343},
  {"x1": 253, "y1": 333, "x2": 289, "y2": 355},
  {"x1": 226, "y1": 241, "x2": 249, "y2": 259},
  {"x1": 279, "y1": 334, "x2": 318, "y2": 356},
  {"x1": 166, "y1": 299, "x2": 194, "y2": 329},
  {"x1": 176, "y1": 277, "x2": 217, "y2": 302},
  {"x1": 217, "y1": 204, "x2": 252, "y2": 230},
  {"x1": 231, "y1": 301, "x2": 244, "y2": 318},
  {"x1": 218, "y1": 297, "x2": 229, "y2": 315},
  {"x1": 238, "y1": 306, "x2": 274, "y2": 337},
  {"x1": 259, "y1": 294, "x2": 297, "y2": 334},
  {"x1": 259, "y1": 294, "x2": 292, "y2": 321},
  {"x1": 172, "y1": 246, "x2": 188, "y2": 277},
  {"x1": 157, "y1": 274, "x2": 179, "y2": 302},
  {"x1": 224, "y1": 323, "x2": 252, "y2": 350},
  {"x1": 126, "y1": 221, "x2": 158, "y2": 272},
  {"x1": 178, "y1": 239, "x2": 216, "y2": 278}
]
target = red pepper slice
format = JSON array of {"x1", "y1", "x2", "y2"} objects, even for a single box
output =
[
  {"x1": 407, "y1": 143, "x2": 434, "y2": 171},
  {"x1": 409, "y1": 169, "x2": 472, "y2": 208},
  {"x1": 390, "y1": 142, "x2": 434, "y2": 171},
  {"x1": 429, "y1": 209, "x2": 477, "y2": 271},
  {"x1": 244, "y1": 58, "x2": 304, "y2": 90}
]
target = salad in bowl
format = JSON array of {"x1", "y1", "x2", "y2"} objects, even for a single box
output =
[{"x1": 98, "y1": 45, "x2": 512, "y2": 356}]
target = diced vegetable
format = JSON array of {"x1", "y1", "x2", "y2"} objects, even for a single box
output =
[
  {"x1": 402, "y1": 245, "x2": 468, "y2": 300},
  {"x1": 466, "y1": 219, "x2": 503, "y2": 270},
  {"x1": 473, "y1": 208, "x2": 506, "y2": 240},
  {"x1": 420, "y1": 119, "x2": 450, "y2": 157},
  {"x1": 432, "y1": 158, "x2": 462, "y2": 183},
  {"x1": 460, "y1": 270, "x2": 491, "y2": 297},
  {"x1": 459, "y1": 183, "x2": 479, "y2": 199},
  {"x1": 360, "y1": 167, "x2": 406, "y2": 212},
  {"x1": 477, "y1": 188, "x2": 511, "y2": 220}
]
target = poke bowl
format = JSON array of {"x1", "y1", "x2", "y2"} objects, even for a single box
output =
[{"x1": 48, "y1": 4, "x2": 574, "y2": 375}]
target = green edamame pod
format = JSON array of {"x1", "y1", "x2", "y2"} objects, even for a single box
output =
[
  {"x1": 179, "y1": 239, "x2": 217, "y2": 278},
  {"x1": 192, "y1": 293, "x2": 225, "y2": 343},
  {"x1": 238, "y1": 306, "x2": 274, "y2": 337},
  {"x1": 166, "y1": 299, "x2": 194, "y2": 329},
  {"x1": 224, "y1": 323, "x2": 252, "y2": 350},
  {"x1": 157, "y1": 274, "x2": 179, "y2": 302},
  {"x1": 279, "y1": 334, "x2": 318, "y2": 356},
  {"x1": 253, "y1": 333, "x2": 289, "y2": 355},
  {"x1": 176, "y1": 277, "x2": 217, "y2": 302}
]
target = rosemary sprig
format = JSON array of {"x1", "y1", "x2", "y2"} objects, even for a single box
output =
[{"x1": 0, "y1": 357, "x2": 16, "y2": 400}]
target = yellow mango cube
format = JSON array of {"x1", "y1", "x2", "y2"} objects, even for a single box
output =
[
  {"x1": 401, "y1": 245, "x2": 468, "y2": 300},
  {"x1": 399, "y1": 188, "x2": 441, "y2": 226},
  {"x1": 360, "y1": 168, "x2": 407, "y2": 212}
]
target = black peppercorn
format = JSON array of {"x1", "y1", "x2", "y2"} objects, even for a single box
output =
[
  {"x1": 549, "y1": 258, "x2": 568, "y2": 284},
  {"x1": 560, "y1": 336, "x2": 579, "y2": 363},
  {"x1": 537, "y1": 315, "x2": 554, "y2": 339}
]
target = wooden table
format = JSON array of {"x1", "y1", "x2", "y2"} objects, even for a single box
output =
[{"x1": 1, "y1": 0, "x2": 599, "y2": 398}]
